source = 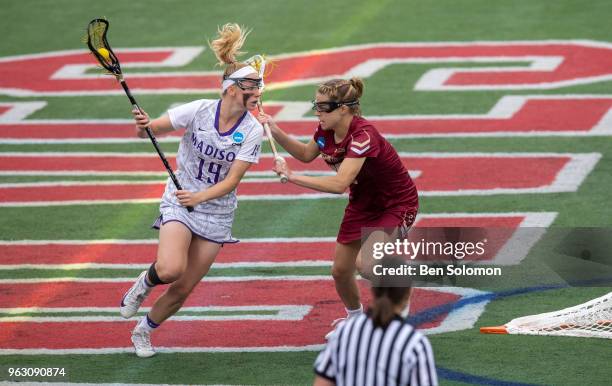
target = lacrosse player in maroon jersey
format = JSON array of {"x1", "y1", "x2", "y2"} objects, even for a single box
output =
[{"x1": 258, "y1": 78, "x2": 418, "y2": 338}]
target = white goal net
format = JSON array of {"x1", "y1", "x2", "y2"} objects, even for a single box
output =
[{"x1": 481, "y1": 292, "x2": 612, "y2": 339}]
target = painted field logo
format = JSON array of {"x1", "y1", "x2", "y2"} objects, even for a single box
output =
[
  {"x1": 0, "y1": 279, "x2": 491, "y2": 352},
  {"x1": 2, "y1": 41, "x2": 612, "y2": 96},
  {"x1": 0, "y1": 41, "x2": 607, "y2": 355},
  {"x1": 0, "y1": 152, "x2": 599, "y2": 206},
  {"x1": 1, "y1": 42, "x2": 612, "y2": 143}
]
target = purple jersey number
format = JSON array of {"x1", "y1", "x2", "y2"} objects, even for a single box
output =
[{"x1": 196, "y1": 158, "x2": 222, "y2": 184}]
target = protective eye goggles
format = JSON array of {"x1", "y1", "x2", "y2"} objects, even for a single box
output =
[
  {"x1": 226, "y1": 77, "x2": 263, "y2": 91},
  {"x1": 311, "y1": 99, "x2": 359, "y2": 113}
]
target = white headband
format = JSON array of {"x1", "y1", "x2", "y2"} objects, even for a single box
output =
[{"x1": 222, "y1": 65, "x2": 258, "y2": 91}]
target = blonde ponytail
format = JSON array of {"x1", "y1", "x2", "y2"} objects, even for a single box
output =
[
  {"x1": 209, "y1": 23, "x2": 254, "y2": 83},
  {"x1": 209, "y1": 23, "x2": 250, "y2": 65}
]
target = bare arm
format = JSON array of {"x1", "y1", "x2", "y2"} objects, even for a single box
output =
[
  {"x1": 279, "y1": 157, "x2": 367, "y2": 194},
  {"x1": 258, "y1": 113, "x2": 320, "y2": 162},
  {"x1": 132, "y1": 109, "x2": 176, "y2": 138},
  {"x1": 313, "y1": 375, "x2": 335, "y2": 386},
  {"x1": 175, "y1": 160, "x2": 252, "y2": 207}
]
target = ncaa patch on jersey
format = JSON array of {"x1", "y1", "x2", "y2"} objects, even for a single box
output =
[
  {"x1": 316, "y1": 137, "x2": 326, "y2": 149},
  {"x1": 232, "y1": 131, "x2": 245, "y2": 144}
]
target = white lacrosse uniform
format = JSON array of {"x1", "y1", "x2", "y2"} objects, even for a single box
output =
[{"x1": 153, "y1": 99, "x2": 263, "y2": 244}]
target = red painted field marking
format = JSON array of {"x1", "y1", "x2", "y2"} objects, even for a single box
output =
[
  {"x1": 1, "y1": 96, "x2": 611, "y2": 141},
  {"x1": 0, "y1": 153, "x2": 598, "y2": 203},
  {"x1": 0, "y1": 241, "x2": 331, "y2": 265},
  {"x1": 0, "y1": 213, "x2": 557, "y2": 267},
  {"x1": 2, "y1": 42, "x2": 612, "y2": 96},
  {"x1": 0, "y1": 280, "x2": 471, "y2": 349}
]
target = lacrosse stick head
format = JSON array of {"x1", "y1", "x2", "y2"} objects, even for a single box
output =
[
  {"x1": 246, "y1": 54, "x2": 276, "y2": 91},
  {"x1": 85, "y1": 18, "x2": 122, "y2": 78}
]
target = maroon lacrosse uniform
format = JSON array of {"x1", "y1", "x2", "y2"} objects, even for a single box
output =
[{"x1": 313, "y1": 116, "x2": 418, "y2": 243}]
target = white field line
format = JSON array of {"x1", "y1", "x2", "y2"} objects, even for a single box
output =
[
  {"x1": 0, "y1": 211, "x2": 553, "y2": 245},
  {"x1": 0, "y1": 305, "x2": 312, "y2": 323},
  {"x1": 1, "y1": 94, "x2": 611, "y2": 143},
  {"x1": 0, "y1": 383, "x2": 225, "y2": 386},
  {"x1": 0, "y1": 170, "x2": 337, "y2": 177},
  {"x1": 0, "y1": 275, "x2": 332, "y2": 284},
  {"x1": 0, "y1": 187, "x2": 589, "y2": 207},
  {"x1": 0, "y1": 260, "x2": 332, "y2": 270},
  {"x1": 0, "y1": 197, "x2": 329, "y2": 206},
  {"x1": 0, "y1": 305, "x2": 304, "y2": 313},
  {"x1": 0, "y1": 172, "x2": 418, "y2": 187},
  {"x1": 0, "y1": 176, "x2": 354, "y2": 188},
  {"x1": 0, "y1": 236, "x2": 336, "y2": 245},
  {"x1": 0, "y1": 211, "x2": 556, "y2": 245},
  {"x1": 0, "y1": 150, "x2": 599, "y2": 158},
  {"x1": 0, "y1": 344, "x2": 326, "y2": 355},
  {"x1": 2, "y1": 128, "x2": 611, "y2": 145},
  {"x1": 491, "y1": 212, "x2": 557, "y2": 265},
  {"x1": 423, "y1": 287, "x2": 493, "y2": 335},
  {"x1": 5, "y1": 128, "x2": 612, "y2": 144},
  {"x1": 51, "y1": 48, "x2": 207, "y2": 80}
]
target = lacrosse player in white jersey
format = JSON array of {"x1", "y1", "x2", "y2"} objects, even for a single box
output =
[{"x1": 118, "y1": 23, "x2": 264, "y2": 357}]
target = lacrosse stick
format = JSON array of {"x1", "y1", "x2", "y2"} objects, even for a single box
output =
[
  {"x1": 247, "y1": 55, "x2": 288, "y2": 184},
  {"x1": 85, "y1": 18, "x2": 193, "y2": 212}
]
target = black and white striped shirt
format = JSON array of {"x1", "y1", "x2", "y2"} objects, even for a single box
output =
[{"x1": 314, "y1": 313, "x2": 438, "y2": 386}]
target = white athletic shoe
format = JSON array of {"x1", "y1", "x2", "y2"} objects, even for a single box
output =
[
  {"x1": 325, "y1": 317, "x2": 347, "y2": 340},
  {"x1": 131, "y1": 326, "x2": 156, "y2": 358},
  {"x1": 120, "y1": 271, "x2": 152, "y2": 319}
]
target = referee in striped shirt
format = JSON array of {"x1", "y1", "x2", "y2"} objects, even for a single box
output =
[{"x1": 314, "y1": 257, "x2": 438, "y2": 386}]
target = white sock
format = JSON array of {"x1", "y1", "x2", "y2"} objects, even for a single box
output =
[
  {"x1": 346, "y1": 304, "x2": 363, "y2": 319},
  {"x1": 136, "y1": 314, "x2": 159, "y2": 333}
]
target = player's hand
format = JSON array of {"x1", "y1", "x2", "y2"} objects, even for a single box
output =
[
  {"x1": 257, "y1": 112, "x2": 280, "y2": 135},
  {"x1": 175, "y1": 190, "x2": 203, "y2": 207},
  {"x1": 273, "y1": 156, "x2": 291, "y2": 181},
  {"x1": 257, "y1": 112, "x2": 272, "y2": 125},
  {"x1": 132, "y1": 108, "x2": 151, "y2": 137}
]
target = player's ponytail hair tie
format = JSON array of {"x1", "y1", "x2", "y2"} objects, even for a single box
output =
[
  {"x1": 317, "y1": 78, "x2": 365, "y2": 116},
  {"x1": 349, "y1": 77, "x2": 364, "y2": 99}
]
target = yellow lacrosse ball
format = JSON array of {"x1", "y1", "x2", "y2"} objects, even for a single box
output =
[{"x1": 97, "y1": 48, "x2": 111, "y2": 61}]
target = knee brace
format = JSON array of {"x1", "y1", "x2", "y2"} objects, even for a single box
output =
[{"x1": 147, "y1": 262, "x2": 167, "y2": 286}]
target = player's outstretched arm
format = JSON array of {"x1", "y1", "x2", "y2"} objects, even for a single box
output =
[
  {"x1": 280, "y1": 157, "x2": 366, "y2": 194},
  {"x1": 258, "y1": 113, "x2": 319, "y2": 162},
  {"x1": 132, "y1": 110, "x2": 175, "y2": 138}
]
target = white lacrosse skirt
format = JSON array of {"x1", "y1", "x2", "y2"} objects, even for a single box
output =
[{"x1": 152, "y1": 202, "x2": 238, "y2": 245}]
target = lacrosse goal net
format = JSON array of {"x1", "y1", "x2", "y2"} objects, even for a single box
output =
[{"x1": 481, "y1": 292, "x2": 612, "y2": 339}]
